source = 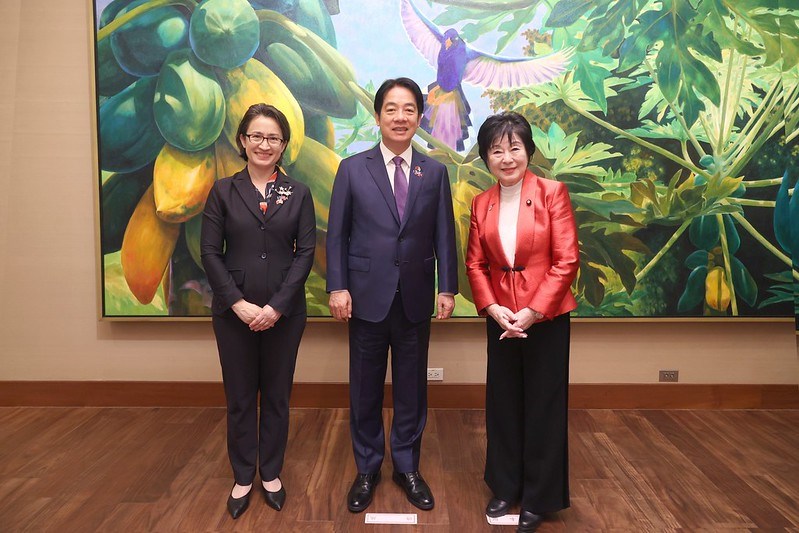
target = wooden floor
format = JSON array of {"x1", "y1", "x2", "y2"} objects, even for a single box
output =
[{"x1": 0, "y1": 408, "x2": 797, "y2": 532}]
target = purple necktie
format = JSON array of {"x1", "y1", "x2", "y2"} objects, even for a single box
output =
[{"x1": 393, "y1": 156, "x2": 408, "y2": 219}]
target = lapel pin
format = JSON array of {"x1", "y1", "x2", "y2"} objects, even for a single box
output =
[
  {"x1": 526, "y1": 199, "x2": 532, "y2": 206},
  {"x1": 488, "y1": 204, "x2": 493, "y2": 211}
]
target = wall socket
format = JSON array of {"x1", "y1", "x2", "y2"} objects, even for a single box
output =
[
  {"x1": 659, "y1": 370, "x2": 679, "y2": 382},
  {"x1": 427, "y1": 368, "x2": 444, "y2": 381}
]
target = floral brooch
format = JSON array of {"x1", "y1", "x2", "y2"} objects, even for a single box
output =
[
  {"x1": 275, "y1": 185, "x2": 293, "y2": 205},
  {"x1": 412, "y1": 166, "x2": 423, "y2": 178}
]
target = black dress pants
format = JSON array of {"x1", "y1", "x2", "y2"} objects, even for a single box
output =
[
  {"x1": 213, "y1": 311, "x2": 306, "y2": 485},
  {"x1": 484, "y1": 312, "x2": 570, "y2": 513}
]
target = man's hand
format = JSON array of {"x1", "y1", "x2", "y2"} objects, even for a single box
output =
[
  {"x1": 328, "y1": 290, "x2": 352, "y2": 322},
  {"x1": 231, "y1": 299, "x2": 263, "y2": 325},
  {"x1": 249, "y1": 305, "x2": 282, "y2": 331},
  {"x1": 436, "y1": 293, "x2": 455, "y2": 320}
]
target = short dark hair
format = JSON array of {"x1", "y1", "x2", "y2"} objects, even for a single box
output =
[
  {"x1": 476, "y1": 112, "x2": 536, "y2": 164},
  {"x1": 235, "y1": 103, "x2": 291, "y2": 164},
  {"x1": 374, "y1": 77, "x2": 424, "y2": 116}
]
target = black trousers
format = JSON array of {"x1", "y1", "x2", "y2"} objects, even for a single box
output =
[
  {"x1": 484, "y1": 313, "x2": 570, "y2": 513},
  {"x1": 212, "y1": 311, "x2": 306, "y2": 485},
  {"x1": 348, "y1": 292, "x2": 431, "y2": 474}
]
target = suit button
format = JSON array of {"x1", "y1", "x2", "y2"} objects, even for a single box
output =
[
  {"x1": 260, "y1": 253, "x2": 267, "y2": 259},
  {"x1": 260, "y1": 225, "x2": 265, "y2": 230},
  {"x1": 399, "y1": 237, "x2": 404, "y2": 242},
  {"x1": 394, "y1": 260, "x2": 399, "y2": 266}
]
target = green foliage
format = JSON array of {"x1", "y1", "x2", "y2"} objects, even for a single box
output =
[{"x1": 433, "y1": 1, "x2": 543, "y2": 53}]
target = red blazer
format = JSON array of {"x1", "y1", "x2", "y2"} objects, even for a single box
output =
[{"x1": 466, "y1": 170, "x2": 579, "y2": 319}]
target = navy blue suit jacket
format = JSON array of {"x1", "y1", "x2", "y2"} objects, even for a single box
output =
[{"x1": 326, "y1": 144, "x2": 458, "y2": 322}]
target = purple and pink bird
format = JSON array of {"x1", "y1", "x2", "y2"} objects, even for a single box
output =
[{"x1": 400, "y1": 0, "x2": 572, "y2": 151}]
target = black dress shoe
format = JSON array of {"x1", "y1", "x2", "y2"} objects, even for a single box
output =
[
  {"x1": 226, "y1": 486, "x2": 251, "y2": 519},
  {"x1": 262, "y1": 479, "x2": 286, "y2": 511},
  {"x1": 392, "y1": 471, "x2": 434, "y2": 510},
  {"x1": 486, "y1": 497, "x2": 511, "y2": 518},
  {"x1": 517, "y1": 509, "x2": 543, "y2": 532},
  {"x1": 347, "y1": 472, "x2": 381, "y2": 513}
]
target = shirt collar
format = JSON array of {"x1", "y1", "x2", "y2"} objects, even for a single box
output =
[{"x1": 379, "y1": 142, "x2": 413, "y2": 168}]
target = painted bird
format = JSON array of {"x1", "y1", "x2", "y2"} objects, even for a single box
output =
[{"x1": 400, "y1": 0, "x2": 572, "y2": 151}]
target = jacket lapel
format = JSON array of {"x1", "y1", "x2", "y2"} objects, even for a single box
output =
[
  {"x1": 263, "y1": 170, "x2": 291, "y2": 223},
  {"x1": 513, "y1": 171, "x2": 539, "y2": 267},
  {"x1": 232, "y1": 168, "x2": 263, "y2": 223},
  {"x1": 366, "y1": 144, "x2": 401, "y2": 225},
  {"x1": 483, "y1": 184, "x2": 505, "y2": 266},
  {"x1": 400, "y1": 148, "x2": 424, "y2": 230}
]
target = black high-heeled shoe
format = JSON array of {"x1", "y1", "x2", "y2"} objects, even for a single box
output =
[
  {"x1": 226, "y1": 485, "x2": 251, "y2": 519},
  {"x1": 262, "y1": 479, "x2": 286, "y2": 511}
]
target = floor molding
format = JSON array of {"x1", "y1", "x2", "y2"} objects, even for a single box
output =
[{"x1": 1, "y1": 382, "x2": 797, "y2": 409}]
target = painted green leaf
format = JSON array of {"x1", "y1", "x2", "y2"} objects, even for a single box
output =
[
  {"x1": 572, "y1": 52, "x2": 612, "y2": 113},
  {"x1": 689, "y1": 215, "x2": 720, "y2": 250},
  {"x1": 545, "y1": 0, "x2": 594, "y2": 28},
  {"x1": 731, "y1": 257, "x2": 758, "y2": 307},
  {"x1": 655, "y1": 43, "x2": 681, "y2": 102},
  {"x1": 677, "y1": 265, "x2": 708, "y2": 311}
]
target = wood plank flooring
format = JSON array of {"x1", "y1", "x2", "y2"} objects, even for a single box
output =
[{"x1": 0, "y1": 407, "x2": 797, "y2": 532}]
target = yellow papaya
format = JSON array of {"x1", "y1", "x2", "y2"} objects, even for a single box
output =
[
  {"x1": 121, "y1": 186, "x2": 180, "y2": 304},
  {"x1": 705, "y1": 266, "x2": 731, "y2": 311},
  {"x1": 217, "y1": 58, "x2": 304, "y2": 165},
  {"x1": 215, "y1": 137, "x2": 245, "y2": 179},
  {"x1": 153, "y1": 144, "x2": 216, "y2": 223}
]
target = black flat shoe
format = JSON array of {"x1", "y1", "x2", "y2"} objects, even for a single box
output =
[
  {"x1": 226, "y1": 486, "x2": 251, "y2": 519},
  {"x1": 347, "y1": 472, "x2": 381, "y2": 513},
  {"x1": 517, "y1": 509, "x2": 543, "y2": 532},
  {"x1": 392, "y1": 471, "x2": 434, "y2": 510},
  {"x1": 262, "y1": 480, "x2": 286, "y2": 511},
  {"x1": 486, "y1": 497, "x2": 511, "y2": 518}
]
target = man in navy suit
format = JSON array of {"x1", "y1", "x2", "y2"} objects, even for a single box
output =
[{"x1": 326, "y1": 77, "x2": 458, "y2": 512}]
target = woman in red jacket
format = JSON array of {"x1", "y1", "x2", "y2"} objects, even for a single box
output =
[{"x1": 466, "y1": 112, "x2": 579, "y2": 533}]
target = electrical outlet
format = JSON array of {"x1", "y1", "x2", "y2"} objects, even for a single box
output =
[
  {"x1": 659, "y1": 370, "x2": 679, "y2": 382},
  {"x1": 427, "y1": 368, "x2": 443, "y2": 381}
]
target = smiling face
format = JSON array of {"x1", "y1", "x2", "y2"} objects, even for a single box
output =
[
  {"x1": 375, "y1": 86, "x2": 422, "y2": 154},
  {"x1": 486, "y1": 132, "x2": 529, "y2": 188},
  {"x1": 240, "y1": 115, "x2": 286, "y2": 173}
]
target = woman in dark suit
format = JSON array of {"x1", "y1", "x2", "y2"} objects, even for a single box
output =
[
  {"x1": 201, "y1": 103, "x2": 315, "y2": 519},
  {"x1": 466, "y1": 112, "x2": 579, "y2": 533}
]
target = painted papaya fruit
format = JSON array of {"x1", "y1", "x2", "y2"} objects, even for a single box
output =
[
  {"x1": 184, "y1": 213, "x2": 204, "y2": 271},
  {"x1": 217, "y1": 58, "x2": 304, "y2": 165},
  {"x1": 774, "y1": 170, "x2": 796, "y2": 254},
  {"x1": 304, "y1": 112, "x2": 335, "y2": 149},
  {"x1": 153, "y1": 144, "x2": 216, "y2": 223},
  {"x1": 215, "y1": 137, "x2": 245, "y2": 179},
  {"x1": 730, "y1": 257, "x2": 757, "y2": 307},
  {"x1": 247, "y1": 0, "x2": 297, "y2": 14},
  {"x1": 99, "y1": 0, "x2": 136, "y2": 28},
  {"x1": 721, "y1": 214, "x2": 740, "y2": 254},
  {"x1": 285, "y1": 137, "x2": 339, "y2": 225},
  {"x1": 190, "y1": 0, "x2": 259, "y2": 69},
  {"x1": 255, "y1": 16, "x2": 356, "y2": 118},
  {"x1": 296, "y1": 0, "x2": 336, "y2": 46},
  {"x1": 110, "y1": 0, "x2": 190, "y2": 77},
  {"x1": 96, "y1": 37, "x2": 138, "y2": 97},
  {"x1": 99, "y1": 76, "x2": 164, "y2": 173},
  {"x1": 154, "y1": 49, "x2": 226, "y2": 152},
  {"x1": 101, "y1": 163, "x2": 154, "y2": 254},
  {"x1": 121, "y1": 186, "x2": 180, "y2": 304},
  {"x1": 677, "y1": 265, "x2": 707, "y2": 312},
  {"x1": 705, "y1": 266, "x2": 731, "y2": 312},
  {"x1": 688, "y1": 215, "x2": 719, "y2": 251}
]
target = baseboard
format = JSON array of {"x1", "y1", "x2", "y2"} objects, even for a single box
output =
[{"x1": 0, "y1": 382, "x2": 797, "y2": 409}]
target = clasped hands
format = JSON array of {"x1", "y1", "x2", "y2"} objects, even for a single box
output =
[
  {"x1": 486, "y1": 304, "x2": 543, "y2": 340},
  {"x1": 232, "y1": 299, "x2": 282, "y2": 331}
]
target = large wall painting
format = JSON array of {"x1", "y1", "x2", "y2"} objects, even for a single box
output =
[{"x1": 93, "y1": 0, "x2": 799, "y2": 319}]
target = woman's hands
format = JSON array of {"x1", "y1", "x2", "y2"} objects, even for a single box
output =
[
  {"x1": 231, "y1": 299, "x2": 283, "y2": 331},
  {"x1": 486, "y1": 304, "x2": 544, "y2": 340}
]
